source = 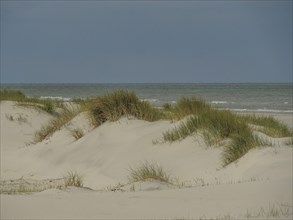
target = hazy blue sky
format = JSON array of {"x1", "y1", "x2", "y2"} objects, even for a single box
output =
[{"x1": 1, "y1": 0, "x2": 292, "y2": 83}]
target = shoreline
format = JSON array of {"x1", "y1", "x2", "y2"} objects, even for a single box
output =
[{"x1": 1, "y1": 83, "x2": 291, "y2": 114}]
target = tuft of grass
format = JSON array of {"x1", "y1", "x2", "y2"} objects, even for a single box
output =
[
  {"x1": 163, "y1": 115, "x2": 200, "y2": 142},
  {"x1": 172, "y1": 97, "x2": 210, "y2": 120},
  {"x1": 0, "y1": 178, "x2": 65, "y2": 195},
  {"x1": 199, "y1": 109, "x2": 245, "y2": 139},
  {"x1": 285, "y1": 137, "x2": 293, "y2": 147},
  {"x1": 128, "y1": 161, "x2": 171, "y2": 183},
  {"x1": 163, "y1": 109, "x2": 246, "y2": 144},
  {"x1": 64, "y1": 171, "x2": 83, "y2": 187},
  {"x1": 34, "y1": 106, "x2": 81, "y2": 143},
  {"x1": 222, "y1": 128, "x2": 268, "y2": 166},
  {"x1": 70, "y1": 128, "x2": 84, "y2": 140},
  {"x1": 1, "y1": 90, "x2": 58, "y2": 114},
  {"x1": 244, "y1": 203, "x2": 293, "y2": 219},
  {"x1": 240, "y1": 114, "x2": 292, "y2": 137},
  {"x1": 161, "y1": 104, "x2": 292, "y2": 166},
  {"x1": 87, "y1": 90, "x2": 162, "y2": 127},
  {"x1": 162, "y1": 103, "x2": 173, "y2": 111},
  {"x1": 0, "y1": 90, "x2": 26, "y2": 101},
  {"x1": 0, "y1": 186, "x2": 44, "y2": 195},
  {"x1": 162, "y1": 108, "x2": 275, "y2": 166},
  {"x1": 5, "y1": 114, "x2": 28, "y2": 123}
]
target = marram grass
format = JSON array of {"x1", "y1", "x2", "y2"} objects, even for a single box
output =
[
  {"x1": 222, "y1": 128, "x2": 270, "y2": 166},
  {"x1": 163, "y1": 99, "x2": 282, "y2": 166},
  {"x1": 4, "y1": 89, "x2": 291, "y2": 166},
  {"x1": 128, "y1": 161, "x2": 171, "y2": 183},
  {"x1": 163, "y1": 109, "x2": 247, "y2": 143},
  {"x1": 170, "y1": 97, "x2": 210, "y2": 120},
  {"x1": 87, "y1": 90, "x2": 163, "y2": 126},
  {"x1": 34, "y1": 106, "x2": 81, "y2": 143},
  {"x1": 64, "y1": 171, "x2": 83, "y2": 188},
  {"x1": 240, "y1": 114, "x2": 292, "y2": 137},
  {"x1": 0, "y1": 89, "x2": 59, "y2": 114},
  {"x1": 70, "y1": 128, "x2": 84, "y2": 141}
]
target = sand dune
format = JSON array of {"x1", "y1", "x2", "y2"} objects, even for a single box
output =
[{"x1": 1, "y1": 101, "x2": 292, "y2": 219}]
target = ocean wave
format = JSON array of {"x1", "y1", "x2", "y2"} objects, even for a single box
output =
[
  {"x1": 141, "y1": 99, "x2": 159, "y2": 103},
  {"x1": 40, "y1": 96, "x2": 72, "y2": 101},
  {"x1": 211, "y1": 101, "x2": 228, "y2": 104},
  {"x1": 230, "y1": 108, "x2": 293, "y2": 113}
]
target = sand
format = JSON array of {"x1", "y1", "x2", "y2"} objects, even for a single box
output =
[{"x1": 1, "y1": 101, "x2": 292, "y2": 219}]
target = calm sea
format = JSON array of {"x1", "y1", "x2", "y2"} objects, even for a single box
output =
[{"x1": 1, "y1": 83, "x2": 292, "y2": 113}]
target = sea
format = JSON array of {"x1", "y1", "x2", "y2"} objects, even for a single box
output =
[{"x1": 1, "y1": 83, "x2": 292, "y2": 113}]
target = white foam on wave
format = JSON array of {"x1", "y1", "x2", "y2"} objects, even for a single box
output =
[
  {"x1": 211, "y1": 101, "x2": 228, "y2": 104},
  {"x1": 230, "y1": 108, "x2": 293, "y2": 113},
  {"x1": 255, "y1": 109, "x2": 293, "y2": 113},
  {"x1": 141, "y1": 99, "x2": 159, "y2": 103},
  {"x1": 40, "y1": 96, "x2": 72, "y2": 101}
]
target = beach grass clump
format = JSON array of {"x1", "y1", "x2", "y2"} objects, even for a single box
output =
[
  {"x1": 172, "y1": 97, "x2": 210, "y2": 119},
  {"x1": 162, "y1": 103, "x2": 173, "y2": 111},
  {"x1": 0, "y1": 186, "x2": 44, "y2": 195},
  {"x1": 0, "y1": 89, "x2": 58, "y2": 114},
  {"x1": 88, "y1": 90, "x2": 162, "y2": 126},
  {"x1": 128, "y1": 161, "x2": 171, "y2": 183},
  {"x1": 34, "y1": 107, "x2": 81, "y2": 143},
  {"x1": 222, "y1": 128, "x2": 266, "y2": 166},
  {"x1": 240, "y1": 114, "x2": 292, "y2": 137},
  {"x1": 64, "y1": 171, "x2": 83, "y2": 187},
  {"x1": 18, "y1": 99, "x2": 56, "y2": 114},
  {"x1": 163, "y1": 116, "x2": 200, "y2": 142},
  {"x1": 137, "y1": 100, "x2": 164, "y2": 121},
  {"x1": 70, "y1": 128, "x2": 84, "y2": 140},
  {"x1": 162, "y1": 107, "x2": 272, "y2": 165},
  {"x1": 163, "y1": 109, "x2": 246, "y2": 144},
  {"x1": 243, "y1": 204, "x2": 293, "y2": 219},
  {"x1": 199, "y1": 109, "x2": 246, "y2": 139},
  {"x1": 0, "y1": 90, "x2": 27, "y2": 101}
]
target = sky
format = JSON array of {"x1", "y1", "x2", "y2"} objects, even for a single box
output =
[{"x1": 0, "y1": 0, "x2": 292, "y2": 83}]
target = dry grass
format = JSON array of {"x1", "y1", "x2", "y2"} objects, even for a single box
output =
[
  {"x1": 34, "y1": 106, "x2": 81, "y2": 143},
  {"x1": 4, "y1": 89, "x2": 290, "y2": 167},
  {"x1": 170, "y1": 97, "x2": 209, "y2": 120},
  {"x1": 64, "y1": 171, "x2": 83, "y2": 187},
  {"x1": 222, "y1": 129, "x2": 269, "y2": 166},
  {"x1": 240, "y1": 114, "x2": 292, "y2": 137},
  {"x1": 163, "y1": 109, "x2": 246, "y2": 143},
  {"x1": 128, "y1": 161, "x2": 171, "y2": 183},
  {"x1": 0, "y1": 89, "x2": 59, "y2": 114},
  {"x1": 87, "y1": 90, "x2": 162, "y2": 127},
  {"x1": 163, "y1": 99, "x2": 278, "y2": 166},
  {"x1": 70, "y1": 128, "x2": 84, "y2": 140}
]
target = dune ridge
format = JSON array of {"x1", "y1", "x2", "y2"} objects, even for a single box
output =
[{"x1": 1, "y1": 99, "x2": 292, "y2": 219}]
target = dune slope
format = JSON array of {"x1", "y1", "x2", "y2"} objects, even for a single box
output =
[{"x1": 1, "y1": 101, "x2": 292, "y2": 219}]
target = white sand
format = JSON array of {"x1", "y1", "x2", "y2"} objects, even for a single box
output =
[{"x1": 1, "y1": 101, "x2": 292, "y2": 219}]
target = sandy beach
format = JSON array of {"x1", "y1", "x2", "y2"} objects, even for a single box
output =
[{"x1": 1, "y1": 100, "x2": 292, "y2": 219}]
